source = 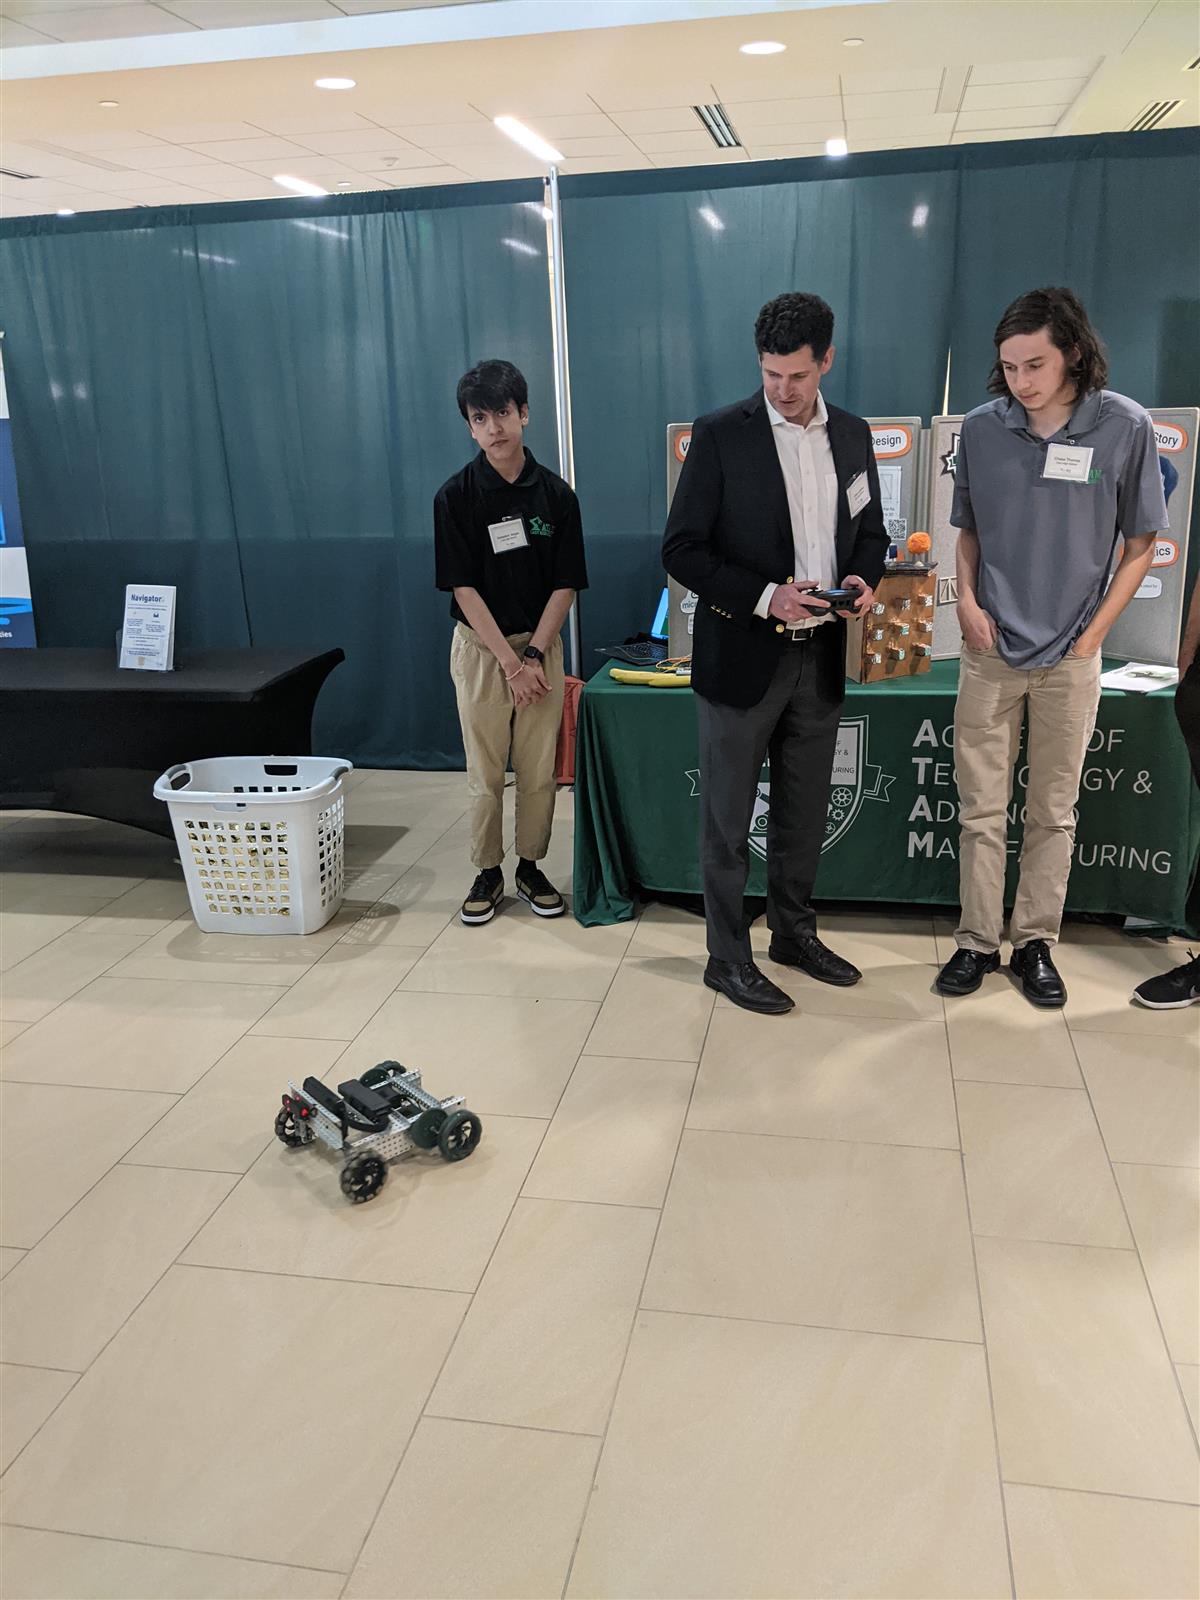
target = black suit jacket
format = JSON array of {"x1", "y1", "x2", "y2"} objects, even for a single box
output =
[{"x1": 662, "y1": 391, "x2": 888, "y2": 708}]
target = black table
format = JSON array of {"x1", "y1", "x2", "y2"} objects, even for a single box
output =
[{"x1": 0, "y1": 648, "x2": 345, "y2": 836}]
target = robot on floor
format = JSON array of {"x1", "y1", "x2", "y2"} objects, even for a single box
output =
[{"x1": 274, "y1": 1062, "x2": 482, "y2": 1203}]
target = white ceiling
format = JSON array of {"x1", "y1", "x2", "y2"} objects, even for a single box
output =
[{"x1": 2, "y1": 0, "x2": 1197, "y2": 217}]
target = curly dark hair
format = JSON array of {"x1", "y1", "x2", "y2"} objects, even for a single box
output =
[
  {"x1": 456, "y1": 359, "x2": 528, "y2": 420},
  {"x1": 754, "y1": 293, "x2": 835, "y2": 362},
  {"x1": 987, "y1": 287, "x2": 1109, "y2": 398}
]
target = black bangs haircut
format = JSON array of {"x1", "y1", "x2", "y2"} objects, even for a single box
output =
[{"x1": 456, "y1": 359, "x2": 529, "y2": 419}]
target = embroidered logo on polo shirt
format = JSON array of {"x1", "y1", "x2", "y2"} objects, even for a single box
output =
[{"x1": 528, "y1": 516, "x2": 554, "y2": 538}]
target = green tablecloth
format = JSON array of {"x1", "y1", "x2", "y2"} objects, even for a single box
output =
[{"x1": 573, "y1": 659, "x2": 1200, "y2": 931}]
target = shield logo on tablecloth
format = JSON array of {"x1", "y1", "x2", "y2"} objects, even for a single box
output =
[{"x1": 746, "y1": 716, "x2": 886, "y2": 861}]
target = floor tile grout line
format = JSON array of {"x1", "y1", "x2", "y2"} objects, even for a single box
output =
[
  {"x1": 970, "y1": 1233, "x2": 1137, "y2": 1251},
  {"x1": 0, "y1": 1077, "x2": 181, "y2": 1100},
  {"x1": 0, "y1": 1518, "x2": 350, "y2": 1578},
  {"x1": 682, "y1": 1125, "x2": 962, "y2": 1152},
  {"x1": 169, "y1": 1260, "x2": 475, "y2": 1297},
  {"x1": 945, "y1": 999, "x2": 1019, "y2": 1600},
  {"x1": 637, "y1": 1303, "x2": 987, "y2": 1348},
  {"x1": 416, "y1": 1411, "x2": 603, "y2": 1442},
  {"x1": 1066, "y1": 1023, "x2": 1200, "y2": 1458},
  {"x1": 1000, "y1": 1478, "x2": 1200, "y2": 1509},
  {"x1": 560, "y1": 990, "x2": 712, "y2": 1600},
  {"x1": 0, "y1": 1359, "x2": 84, "y2": 1377}
]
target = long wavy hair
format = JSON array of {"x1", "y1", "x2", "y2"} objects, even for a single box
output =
[{"x1": 987, "y1": 286, "x2": 1109, "y2": 397}]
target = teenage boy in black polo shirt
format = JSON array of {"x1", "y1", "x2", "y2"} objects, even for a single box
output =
[{"x1": 434, "y1": 360, "x2": 588, "y2": 925}]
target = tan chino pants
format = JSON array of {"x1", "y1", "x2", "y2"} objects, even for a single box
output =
[
  {"x1": 450, "y1": 623, "x2": 564, "y2": 870},
  {"x1": 954, "y1": 642, "x2": 1101, "y2": 952}
]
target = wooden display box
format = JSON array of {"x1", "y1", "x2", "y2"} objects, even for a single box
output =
[{"x1": 846, "y1": 566, "x2": 936, "y2": 683}]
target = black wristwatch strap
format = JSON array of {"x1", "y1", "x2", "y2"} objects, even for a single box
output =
[{"x1": 523, "y1": 645, "x2": 545, "y2": 664}]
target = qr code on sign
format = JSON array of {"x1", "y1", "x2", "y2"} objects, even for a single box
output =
[{"x1": 886, "y1": 517, "x2": 908, "y2": 542}]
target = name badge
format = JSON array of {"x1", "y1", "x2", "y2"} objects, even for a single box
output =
[
  {"x1": 488, "y1": 516, "x2": 529, "y2": 554},
  {"x1": 847, "y1": 471, "x2": 870, "y2": 518},
  {"x1": 1042, "y1": 444, "x2": 1094, "y2": 482}
]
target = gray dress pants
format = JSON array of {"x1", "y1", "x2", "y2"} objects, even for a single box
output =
[{"x1": 695, "y1": 626, "x2": 844, "y2": 963}]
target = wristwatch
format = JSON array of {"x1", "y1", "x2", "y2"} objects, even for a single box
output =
[{"x1": 523, "y1": 645, "x2": 545, "y2": 664}]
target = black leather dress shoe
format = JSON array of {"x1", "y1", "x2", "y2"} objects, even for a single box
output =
[
  {"x1": 768, "y1": 933, "x2": 861, "y2": 987},
  {"x1": 1010, "y1": 939, "x2": 1067, "y2": 1008},
  {"x1": 935, "y1": 948, "x2": 1000, "y2": 996},
  {"x1": 703, "y1": 959, "x2": 794, "y2": 1015}
]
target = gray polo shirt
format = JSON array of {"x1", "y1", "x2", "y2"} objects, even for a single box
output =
[{"x1": 950, "y1": 389, "x2": 1167, "y2": 668}]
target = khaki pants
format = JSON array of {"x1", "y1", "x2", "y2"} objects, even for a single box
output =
[
  {"x1": 954, "y1": 643, "x2": 1101, "y2": 952},
  {"x1": 450, "y1": 623, "x2": 564, "y2": 870}
]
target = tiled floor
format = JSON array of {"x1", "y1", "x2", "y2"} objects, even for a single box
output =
[{"x1": 0, "y1": 770, "x2": 1197, "y2": 1600}]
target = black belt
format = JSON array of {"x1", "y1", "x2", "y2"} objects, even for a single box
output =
[{"x1": 778, "y1": 625, "x2": 818, "y2": 644}]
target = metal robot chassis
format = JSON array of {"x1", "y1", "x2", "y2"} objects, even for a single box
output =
[{"x1": 275, "y1": 1061, "x2": 483, "y2": 1203}]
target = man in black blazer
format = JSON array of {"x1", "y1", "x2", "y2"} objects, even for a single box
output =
[{"x1": 663, "y1": 293, "x2": 888, "y2": 1014}]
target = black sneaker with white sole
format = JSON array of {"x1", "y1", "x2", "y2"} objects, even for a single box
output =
[
  {"x1": 1132, "y1": 950, "x2": 1200, "y2": 1009},
  {"x1": 461, "y1": 869, "x2": 503, "y2": 926},
  {"x1": 515, "y1": 864, "x2": 565, "y2": 918}
]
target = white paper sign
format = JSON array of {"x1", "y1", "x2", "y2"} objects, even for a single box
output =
[{"x1": 119, "y1": 584, "x2": 176, "y2": 671}]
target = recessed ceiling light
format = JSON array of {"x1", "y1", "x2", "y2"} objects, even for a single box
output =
[
  {"x1": 740, "y1": 40, "x2": 786, "y2": 55},
  {"x1": 842, "y1": 37, "x2": 865, "y2": 47},
  {"x1": 56, "y1": 208, "x2": 76, "y2": 217},
  {"x1": 335, "y1": 181, "x2": 353, "y2": 190},
  {"x1": 494, "y1": 116, "x2": 564, "y2": 165},
  {"x1": 273, "y1": 173, "x2": 328, "y2": 197},
  {"x1": 826, "y1": 137, "x2": 849, "y2": 157},
  {"x1": 98, "y1": 99, "x2": 118, "y2": 108},
  {"x1": 314, "y1": 77, "x2": 355, "y2": 90}
]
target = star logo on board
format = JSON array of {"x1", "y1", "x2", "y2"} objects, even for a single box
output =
[{"x1": 940, "y1": 432, "x2": 960, "y2": 477}]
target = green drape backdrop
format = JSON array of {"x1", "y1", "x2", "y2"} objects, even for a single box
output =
[
  {"x1": 560, "y1": 129, "x2": 1200, "y2": 653},
  {"x1": 1, "y1": 129, "x2": 1196, "y2": 764}
]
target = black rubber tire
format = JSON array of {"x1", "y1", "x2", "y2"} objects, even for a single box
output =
[
  {"x1": 438, "y1": 1109, "x2": 483, "y2": 1162},
  {"x1": 360, "y1": 1062, "x2": 402, "y2": 1090},
  {"x1": 340, "y1": 1153, "x2": 387, "y2": 1203},
  {"x1": 274, "y1": 1106, "x2": 310, "y2": 1148}
]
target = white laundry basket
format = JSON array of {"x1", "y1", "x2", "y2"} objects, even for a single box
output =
[{"x1": 154, "y1": 755, "x2": 353, "y2": 935}]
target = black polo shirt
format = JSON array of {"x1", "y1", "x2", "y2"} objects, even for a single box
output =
[{"x1": 434, "y1": 448, "x2": 589, "y2": 635}]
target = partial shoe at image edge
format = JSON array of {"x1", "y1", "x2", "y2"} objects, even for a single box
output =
[{"x1": 1132, "y1": 950, "x2": 1200, "y2": 1009}]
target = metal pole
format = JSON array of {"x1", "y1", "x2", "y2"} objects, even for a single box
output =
[{"x1": 546, "y1": 165, "x2": 581, "y2": 678}]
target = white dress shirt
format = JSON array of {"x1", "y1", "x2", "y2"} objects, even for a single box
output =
[{"x1": 755, "y1": 389, "x2": 839, "y2": 629}]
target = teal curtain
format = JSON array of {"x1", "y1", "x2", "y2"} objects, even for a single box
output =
[
  {"x1": 0, "y1": 186, "x2": 555, "y2": 765},
  {"x1": 561, "y1": 129, "x2": 1199, "y2": 654}
]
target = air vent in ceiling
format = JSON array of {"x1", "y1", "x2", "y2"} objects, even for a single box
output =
[
  {"x1": 1130, "y1": 99, "x2": 1182, "y2": 131},
  {"x1": 693, "y1": 104, "x2": 742, "y2": 150},
  {"x1": 0, "y1": 167, "x2": 36, "y2": 181}
]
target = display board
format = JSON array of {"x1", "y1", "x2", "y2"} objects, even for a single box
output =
[
  {"x1": 665, "y1": 423, "x2": 697, "y2": 659},
  {"x1": 867, "y1": 417, "x2": 923, "y2": 552},
  {"x1": 926, "y1": 415, "x2": 966, "y2": 659},
  {"x1": 1104, "y1": 407, "x2": 1198, "y2": 666}
]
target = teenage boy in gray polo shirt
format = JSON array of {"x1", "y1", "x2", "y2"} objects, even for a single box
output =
[{"x1": 936, "y1": 287, "x2": 1167, "y2": 1008}]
